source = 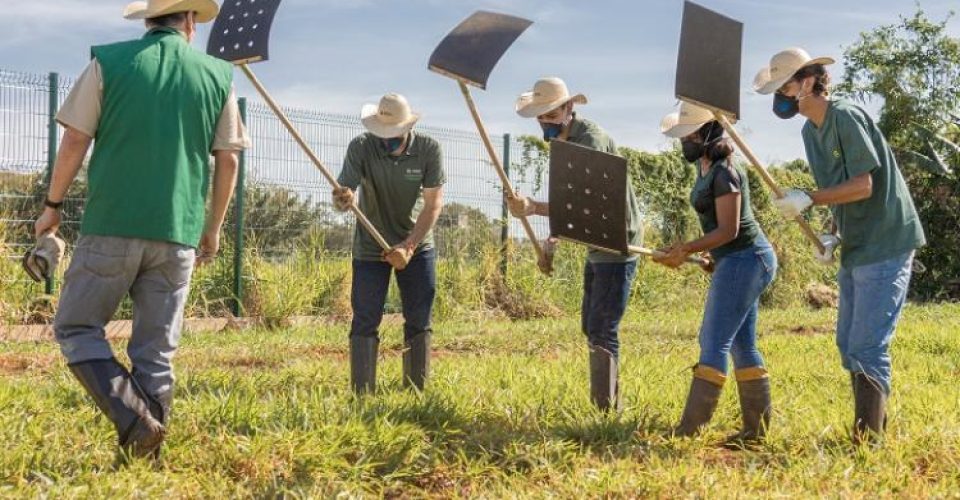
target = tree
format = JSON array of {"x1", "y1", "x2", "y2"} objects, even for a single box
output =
[{"x1": 836, "y1": 7, "x2": 960, "y2": 300}]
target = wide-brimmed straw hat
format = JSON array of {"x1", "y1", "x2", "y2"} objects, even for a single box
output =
[
  {"x1": 361, "y1": 94, "x2": 420, "y2": 139},
  {"x1": 123, "y1": 0, "x2": 220, "y2": 23},
  {"x1": 515, "y1": 77, "x2": 588, "y2": 118},
  {"x1": 660, "y1": 101, "x2": 717, "y2": 138},
  {"x1": 753, "y1": 47, "x2": 835, "y2": 95}
]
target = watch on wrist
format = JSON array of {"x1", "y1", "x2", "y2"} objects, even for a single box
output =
[{"x1": 44, "y1": 198, "x2": 64, "y2": 210}]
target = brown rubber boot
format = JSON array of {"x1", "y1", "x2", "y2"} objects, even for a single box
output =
[{"x1": 674, "y1": 364, "x2": 725, "y2": 437}]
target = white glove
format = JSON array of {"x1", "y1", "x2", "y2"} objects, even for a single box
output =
[
  {"x1": 773, "y1": 189, "x2": 813, "y2": 219},
  {"x1": 815, "y1": 234, "x2": 841, "y2": 264}
]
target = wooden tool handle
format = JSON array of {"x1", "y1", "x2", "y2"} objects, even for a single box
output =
[
  {"x1": 714, "y1": 113, "x2": 826, "y2": 254},
  {"x1": 241, "y1": 64, "x2": 392, "y2": 252},
  {"x1": 457, "y1": 81, "x2": 549, "y2": 271},
  {"x1": 629, "y1": 245, "x2": 710, "y2": 266}
]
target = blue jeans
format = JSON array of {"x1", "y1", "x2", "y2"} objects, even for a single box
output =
[
  {"x1": 698, "y1": 242, "x2": 778, "y2": 374},
  {"x1": 350, "y1": 248, "x2": 437, "y2": 342},
  {"x1": 581, "y1": 260, "x2": 638, "y2": 358},
  {"x1": 837, "y1": 251, "x2": 914, "y2": 395}
]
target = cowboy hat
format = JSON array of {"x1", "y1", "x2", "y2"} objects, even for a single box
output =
[
  {"x1": 361, "y1": 93, "x2": 420, "y2": 139},
  {"x1": 123, "y1": 0, "x2": 220, "y2": 24},
  {"x1": 515, "y1": 77, "x2": 588, "y2": 118},
  {"x1": 660, "y1": 101, "x2": 717, "y2": 138},
  {"x1": 753, "y1": 47, "x2": 835, "y2": 95}
]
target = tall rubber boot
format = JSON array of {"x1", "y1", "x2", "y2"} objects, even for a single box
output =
[
  {"x1": 350, "y1": 336, "x2": 379, "y2": 395},
  {"x1": 68, "y1": 358, "x2": 165, "y2": 457},
  {"x1": 725, "y1": 366, "x2": 771, "y2": 448},
  {"x1": 589, "y1": 345, "x2": 619, "y2": 412},
  {"x1": 674, "y1": 364, "x2": 725, "y2": 437},
  {"x1": 853, "y1": 372, "x2": 887, "y2": 446},
  {"x1": 402, "y1": 331, "x2": 431, "y2": 390}
]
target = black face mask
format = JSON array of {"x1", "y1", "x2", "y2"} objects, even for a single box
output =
[
  {"x1": 681, "y1": 139, "x2": 704, "y2": 163},
  {"x1": 773, "y1": 92, "x2": 800, "y2": 119}
]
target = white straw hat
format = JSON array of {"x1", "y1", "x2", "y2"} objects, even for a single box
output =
[
  {"x1": 515, "y1": 77, "x2": 588, "y2": 118},
  {"x1": 660, "y1": 101, "x2": 717, "y2": 138},
  {"x1": 123, "y1": 0, "x2": 220, "y2": 23},
  {"x1": 753, "y1": 47, "x2": 835, "y2": 95},
  {"x1": 360, "y1": 93, "x2": 420, "y2": 139}
]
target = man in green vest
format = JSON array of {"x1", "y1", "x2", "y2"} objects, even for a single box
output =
[
  {"x1": 507, "y1": 77, "x2": 643, "y2": 411},
  {"x1": 332, "y1": 93, "x2": 445, "y2": 395},
  {"x1": 33, "y1": 0, "x2": 248, "y2": 458}
]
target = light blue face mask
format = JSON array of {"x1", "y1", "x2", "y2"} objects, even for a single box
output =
[{"x1": 540, "y1": 122, "x2": 563, "y2": 141}]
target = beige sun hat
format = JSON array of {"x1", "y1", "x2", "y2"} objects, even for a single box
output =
[
  {"x1": 660, "y1": 101, "x2": 717, "y2": 138},
  {"x1": 515, "y1": 77, "x2": 588, "y2": 118},
  {"x1": 361, "y1": 94, "x2": 420, "y2": 139},
  {"x1": 753, "y1": 47, "x2": 835, "y2": 95},
  {"x1": 123, "y1": 0, "x2": 220, "y2": 23}
]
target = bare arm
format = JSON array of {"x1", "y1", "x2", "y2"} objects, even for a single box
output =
[
  {"x1": 34, "y1": 127, "x2": 93, "y2": 236},
  {"x1": 682, "y1": 193, "x2": 741, "y2": 254},
  {"x1": 809, "y1": 172, "x2": 872, "y2": 206},
  {"x1": 205, "y1": 150, "x2": 239, "y2": 233},
  {"x1": 403, "y1": 187, "x2": 444, "y2": 248}
]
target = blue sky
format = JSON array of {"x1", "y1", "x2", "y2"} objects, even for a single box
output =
[{"x1": 2, "y1": 0, "x2": 958, "y2": 164}]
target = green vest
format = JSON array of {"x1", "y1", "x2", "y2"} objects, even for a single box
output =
[{"x1": 82, "y1": 27, "x2": 233, "y2": 247}]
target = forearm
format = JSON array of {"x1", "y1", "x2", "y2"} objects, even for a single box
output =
[
  {"x1": 532, "y1": 200, "x2": 549, "y2": 217},
  {"x1": 809, "y1": 173, "x2": 872, "y2": 206},
  {"x1": 46, "y1": 129, "x2": 92, "y2": 201},
  {"x1": 681, "y1": 227, "x2": 738, "y2": 254},
  {"x1": 206, "y1": 151, "x2": 239, "y2": 231},
  {"x1": 406, "y1": 204, "x2": 442, "y2": 247}
]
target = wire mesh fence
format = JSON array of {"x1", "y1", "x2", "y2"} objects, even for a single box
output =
[{"x1": 0, "y1": 68, "x2": 551, "y2": 318}]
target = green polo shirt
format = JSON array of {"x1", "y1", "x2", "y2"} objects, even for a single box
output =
[
  {"x1": 801, "y1": 98, "x2": 925, "y2": 268},
  {"x1": 565, "y1": 117, "x2": 643, "y2": 263},
  {"x1": 338, "y1": 131, "x2": 445, "y2": 261}
]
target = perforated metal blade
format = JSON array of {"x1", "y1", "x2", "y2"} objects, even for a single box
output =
[{"x1": 207, "y1": 0, "x2": 281, "y2": 65}]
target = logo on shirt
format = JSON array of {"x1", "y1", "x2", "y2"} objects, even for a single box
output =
[
  {"x1": 404, "y1": 167, "x2": 422, "y2": 181},
  {"x1": 833, "y1": 149, "x2": 841, "y2": 159}
]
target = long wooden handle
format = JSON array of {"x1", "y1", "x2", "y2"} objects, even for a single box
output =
[
  {"x1": 240, "y1": 64, "x2": 391, "y2": 252},
  {"x1": 629, "y1": 245, "x2": 709, "y2": 266},
  {"x1": 456, "y1": 81, "x2": 548, "y2": 269},
  {"x1": 715, "y1": 113, "x2": 826, "y2": 253}
]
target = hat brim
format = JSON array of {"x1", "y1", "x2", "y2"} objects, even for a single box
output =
[
  {"x1": 124, "y1": 0, "x2": 220, "y2": 23},
  {"x1": 661, "y1": 120, "x2": 705, "y2": 139},
  {"x1": 753, "y1": 56, "x2": 836, "y2": 94},
  {"x1": 360, "y1": 103, "x2": 420, "y2": 139},
  {"x1": 516, "y1": 93, "x2": 588, "y2": 119}
]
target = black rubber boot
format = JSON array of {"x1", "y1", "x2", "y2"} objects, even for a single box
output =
[
  {"x1": 350, "y1": 336, "x2": 379, "y2": 395},
  {"x1": 853, "y1": 372, "x2": 887, "y2": 445},
  {"x1": 402, "y1": 331, "x2": 431, "y2": 391},
  {"x1": 68, "y1": 358, "x2": 165, "y2": 458},
  {"x1": 588, "y1": 345, "x2": 619, "y2": 412},
  {"x1": 725, "y1": 368, "x2": 772, "y2": 448},
  {"x1": 675, "y1": 364, "x2": 725, "y2": 437}
]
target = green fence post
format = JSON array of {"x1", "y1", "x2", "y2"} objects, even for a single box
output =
[
  {"x1": 45, "y1": 72, "x2": 59, "y2": 295},
  {"x1": 500, "y1": 133, "x2": 510, "y2": 278},
  {"x1": 232, "y1": 97, "x2": 247, "y2": 317}
]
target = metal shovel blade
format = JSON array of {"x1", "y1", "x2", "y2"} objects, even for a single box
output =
[
  {"x1": 207, "y1": 0, "x2": 282, "y2": 65},
  {"x1": 428, "y1": 10, "x2": 532, "y2": 89}
]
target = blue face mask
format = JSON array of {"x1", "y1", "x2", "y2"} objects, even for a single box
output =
[
  {"x1": 540, "y1": 123, "x2": 563, "y2": 141},
  {"x1": 382, "y1": 137, "x2": 405, "y2": 153},
  {"x1": 773, "y1": 92, "x2": 800, "y2": 120}
]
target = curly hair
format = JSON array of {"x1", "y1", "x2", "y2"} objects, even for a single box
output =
[{"x1": 792, "y1": 63, "x2": 831, "y2": 95}]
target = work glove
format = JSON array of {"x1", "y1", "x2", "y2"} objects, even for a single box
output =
[
  {"x1": 773, "y1": 188, "x2": 813, "y2": 219},
  {"x1": 22, "y1": 232, "x2": 66, "y2": 282},
  {"x1": 537, "y1": 237, "x2": 557, "y2": 275},
  {"x1": 815, "y1": 234, "x2": 841, "y2": 265},
  {"x1": 332, "y1": 186, "x2": 354, "y2": 212},
  {"x1": 507, "y1": 193, "x2": 535, "y2": 218}
]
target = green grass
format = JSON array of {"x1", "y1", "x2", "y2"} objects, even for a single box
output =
[{"x1": 1, "y1": 304, "x2": 959, "y2": 497}]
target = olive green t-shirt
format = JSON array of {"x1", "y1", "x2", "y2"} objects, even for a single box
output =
[
  {"x1": 801, "y1": 99, "x2": 925, "y2": 267},
  {"x1": 690, "y1": 160, "x2": 763, "y2": 259},
  {"x1": 565, "y1": 117, "x2": 643, "y2": 263},
  {"x1": 338, "y1": 131, "x2": 445, "y2": 261}
]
